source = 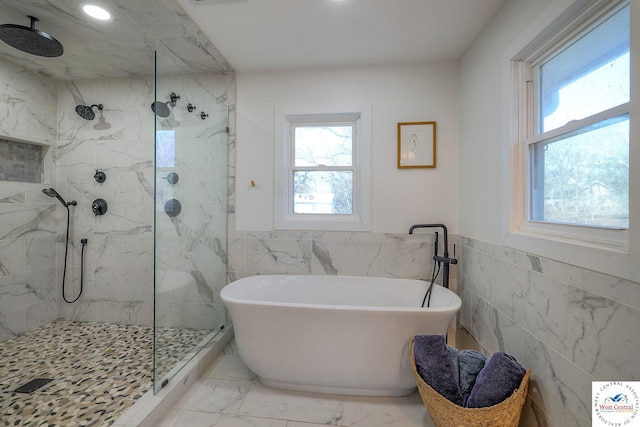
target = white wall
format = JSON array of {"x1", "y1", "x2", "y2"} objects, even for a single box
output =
[
  {"x1": 235, "y1": 62, "x2": 459, "y2": 233},
  {"x1": 458, "y1": 1, "x2": 640, "y2": 426},
  {"x1": 458, "y1": 0, "x2": 556, "y2": 243}
]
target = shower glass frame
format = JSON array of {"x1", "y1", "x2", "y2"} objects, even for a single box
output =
[{"x1": 153, "y1": 51, "x2": 229, "y2": 393}]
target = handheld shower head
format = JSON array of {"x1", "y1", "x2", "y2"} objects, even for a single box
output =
[
  {"x1": 75, "y1": 103, "x2": 103, "y2": 120},
  {"x1": 42, "y1": 188, "x2": 76, "y2": 207}
]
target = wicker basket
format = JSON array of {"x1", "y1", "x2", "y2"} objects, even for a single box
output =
[{"x1": 409, "y1": 339, "x2": 530, "y2": 427}]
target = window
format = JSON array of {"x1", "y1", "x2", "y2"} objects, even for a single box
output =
[
  {"x1": 518, "y1": 1, "x2": 630, "y2": 235},
  {"x1": 274, "y1": 105, "x2": 371, "y2": 231}
]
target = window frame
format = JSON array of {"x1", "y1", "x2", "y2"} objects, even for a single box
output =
[
  {"x1": 274, "y1": 104, "x2": 372, "y2": 231},
  {"x1": 526, "y1": 2, "x2": 630, "y2": 232},
  {"x1": 505, "y1": 0, "x2": 640, "y2": 282}
]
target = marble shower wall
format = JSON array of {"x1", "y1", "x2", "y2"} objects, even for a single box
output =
[
  {"x1": 456, "y1": 236, "x2": 640, "y2": 427},
  {"x1": 56, "y1": 71, "x2": 234, "y2": 330},
  {"x1": 0, "y1": 58, "x2": 59, "y2": 342}
]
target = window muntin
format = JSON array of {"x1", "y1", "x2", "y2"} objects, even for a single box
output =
[
  {"x1": 291, "y1": 124, "x2": 355, "y2": 215},
  {"x1": 527, "y1": 2, "x2": 630, "y2": 229}
]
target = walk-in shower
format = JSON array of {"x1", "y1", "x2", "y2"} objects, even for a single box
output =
[{"x1": 0, "y1": 2, "x2": 231, "y2": 423}]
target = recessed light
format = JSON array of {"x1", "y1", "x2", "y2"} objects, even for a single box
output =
[{"x1": 82, "y1": 4, "x2": 112, "y2": 21}]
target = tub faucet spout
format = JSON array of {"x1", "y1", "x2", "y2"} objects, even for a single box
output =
[{"x1": 408, "y1": 223, "x2": 458, "y2": 288}]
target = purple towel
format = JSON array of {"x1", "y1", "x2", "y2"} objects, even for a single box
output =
[
  {"x1": 465, "y1": 352, "x2": 525, "y2": 408},
  {"x1": 413, "y1": 335, "x2": 464, "y2": 406},
  {"x1": 458, "y1": 349, "x2": 487, "y2": 402}
]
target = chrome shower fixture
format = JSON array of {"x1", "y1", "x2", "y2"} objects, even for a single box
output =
[
  {"x1": 151, "y1": 92, "x2": 180, "y2": 118},
  {"x1": 75, "y1": 103, "x2": 103, "y2": 120},
  {"x1": 200, "y1": 111, "x2": 208, "y2": 120},
  {"x1": 0, "y1": 16, "x2": 63, "y2": 57},
  {"x1": 187, "y1": 103, "x2": 196, "y2": 113}
]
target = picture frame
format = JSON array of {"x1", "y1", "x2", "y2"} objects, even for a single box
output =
[{"x1": 397, "y1": 121, "x2": 436, "y2": 169}]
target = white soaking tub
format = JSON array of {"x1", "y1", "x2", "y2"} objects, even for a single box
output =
[{"x1": 220, "y1": 275, "x2": 461, "y2": 396}]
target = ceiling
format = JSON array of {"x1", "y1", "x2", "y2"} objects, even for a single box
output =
[
  {"x1": 177, "y1": 0, "x2": 506, "y2": 72},
  {"x1": 0, "y1": 0, "x2": 505, "y2": 80}
]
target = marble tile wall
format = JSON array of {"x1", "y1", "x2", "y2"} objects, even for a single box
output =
[
  {"x1": 226, "y1": 227, "x2": 450, "y2": 285},
  {"x1": 0, "y1": 58, "x2": 58, "y2": 342},
  {"x1": 56, "y1": 71, "x2": 235, "y2": 330},
  {"x1": 456, "y1": 235, "x2": 640, "y2": 427}
]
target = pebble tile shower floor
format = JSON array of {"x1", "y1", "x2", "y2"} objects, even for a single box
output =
[{"x1": 0, "y1": 320, "x2": 211, "y2": 426}]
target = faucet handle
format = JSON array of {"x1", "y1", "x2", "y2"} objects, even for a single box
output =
[{"x1": 433, "y1": 255, "x2": 457, "y2": 264}]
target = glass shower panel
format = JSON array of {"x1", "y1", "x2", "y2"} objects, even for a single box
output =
[{"x1": 153, "y1": 51, "x2": 229, "y2": 392}]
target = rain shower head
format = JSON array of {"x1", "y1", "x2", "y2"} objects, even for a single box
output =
[
  {"x1": 75, "y1": 103, "x2": 103, "y2": 120},
  {"x1": 0, "y1": 16, "x2": 63, "y2": 57},
  {"x1": 42, "y1": 188, "x2": 76, "y2": 207}
]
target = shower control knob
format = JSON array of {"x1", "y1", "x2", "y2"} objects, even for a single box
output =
[
  {"x1": 92, "y1": 198, "x2": 108, "y2": 216},
  {"x1": 163, "y1": 172, "x2": 179, "y2": 185},
  {"x1": 94, "y1": 170, "x2": 106, "y2": 183}
]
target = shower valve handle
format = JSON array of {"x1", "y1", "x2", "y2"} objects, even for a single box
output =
[{"x1": 92, "y1": 198, "x2": 108, "y2": 216}]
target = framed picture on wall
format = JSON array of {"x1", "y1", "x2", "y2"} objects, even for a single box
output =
[{"x1": 397, "y1": 121, "x2": 436, "y2": 169}]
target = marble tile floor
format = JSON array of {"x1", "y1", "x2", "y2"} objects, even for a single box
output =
[
  {"x1": 158, "y1": 340, "x2": 437, "y2": 427},
  {"x1": 0, "y1": 320, "x2": 211, "y2": 426}
]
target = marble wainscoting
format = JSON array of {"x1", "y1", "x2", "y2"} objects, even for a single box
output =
[
  {"x1": 456, "y1": 235, "x2": 640, "y2": 427},
  {"x1": 226, "y1": 228, "x2": 450, "y2": 284}
]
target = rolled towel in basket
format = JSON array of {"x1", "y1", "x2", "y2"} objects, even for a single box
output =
[
  {"x1": 458, "y1": 349, "x2": 487, "y2": 401},
  {"x1": 413, "y1": 335, "x2": 464, "y2": 406},
  {"x1": 447, "y1": 346, "x2": 460, "y2": 386},
  {"x1": 466, "y1": 351, "x2": 526, "y2": 408}
]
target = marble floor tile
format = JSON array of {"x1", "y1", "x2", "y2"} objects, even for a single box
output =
[
  {"x1": 236, "y1": 381, "x2": 344, "y2": 425},
  {"x1": 159, "y1": 341, "x2": 435, "y2": 427},
  {"x1": 160, "y1": 411, "x2": 288, "y2": 427},
  {"x1": 342, "y1": 393, "x2": 434, "y2": 427},
  {"x1": 206, "y1": 354, "x2": 257, "y2": 382},
  {"x1": 179, "y1": 378, "x2": 253, "y2": 414}
]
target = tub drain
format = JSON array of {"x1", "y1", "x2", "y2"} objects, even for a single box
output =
[{"x1": 13, "y1": 378, "x2": 53, "y2": 394}]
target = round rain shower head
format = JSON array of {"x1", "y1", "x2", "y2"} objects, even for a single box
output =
[
  {"x1": 151, "y1": 101, "x2": 171, "y2": 118},
  {"x1": 75, "y1": 103, "x2": 103, "y2": 120},
  {"x1": 0, "y1": 16, "x2": 63, "y2": 57}
]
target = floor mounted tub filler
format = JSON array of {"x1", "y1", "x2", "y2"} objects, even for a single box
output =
[{"x1": 221, "y1": 275, "x2": 461, "y2": 396}]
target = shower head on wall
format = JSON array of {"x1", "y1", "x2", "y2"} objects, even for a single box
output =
[
  {"x1": 0, "y1": 16, "x2": 63, "y2": 57},
  {"x1": 42, "y1": 188, "x2": 76, "y2": 207},
  {"x1": 151, "y1": 92, "x2": 180, "y2": 118},
  {"x1": 75, "y1": 103, "x2": 103, "y2": 120},
  {"x1": 151, "y1": 101, "x2": 171, "y2": 118}
]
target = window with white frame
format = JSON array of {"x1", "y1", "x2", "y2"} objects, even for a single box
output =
[
  {"x1": 515, "y1": 1, "x2": 630, "y2": 241},
  {"x1": 274, "y1": 106, "x2": 371, "y2": 231}
]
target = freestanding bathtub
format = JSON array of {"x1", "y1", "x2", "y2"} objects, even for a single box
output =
[{"x1": 221, "y1": 275, "x2": 461, "y2": 396}]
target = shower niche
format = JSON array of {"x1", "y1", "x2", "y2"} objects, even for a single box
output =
[{"x1": 0, "y1": 136, "x2": 50, "y2": 183}]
